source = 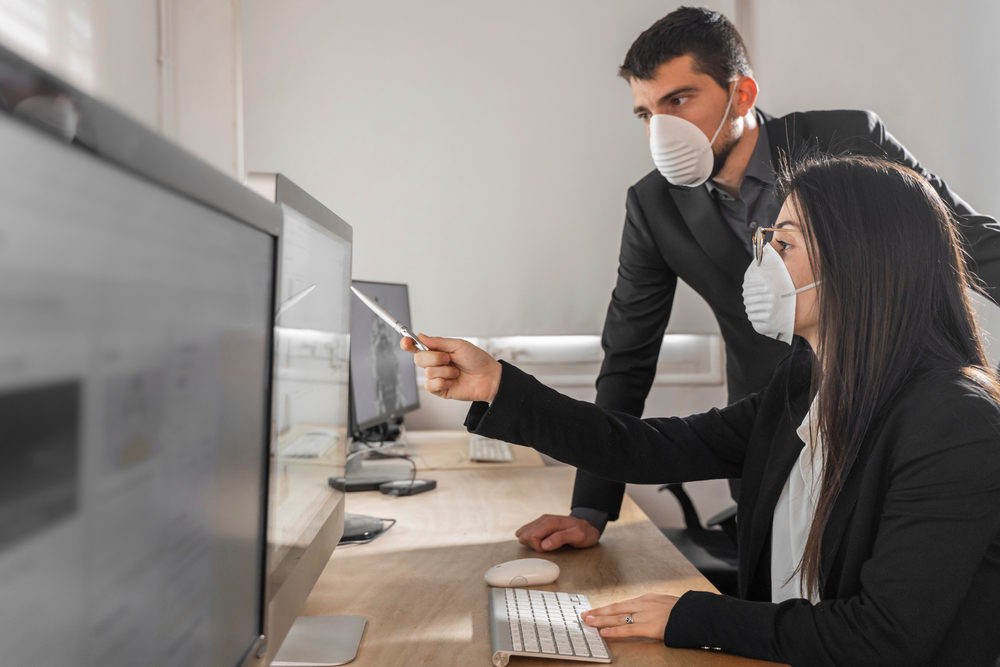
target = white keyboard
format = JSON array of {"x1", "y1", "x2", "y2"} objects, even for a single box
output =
[
  {"x1": 469, "y1": 435, "x2": 514, "y2": 462},
  {"x1": 280, "y1": 430, "x2": 337, "y2": 458},
  {"x1": 488, "y1": 588, "x2": 611, "y2": 666}
]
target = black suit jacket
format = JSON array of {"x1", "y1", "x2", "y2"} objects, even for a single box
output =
[
  {"x1": 469, "y1": 353, "x2": 1000, "y2": 666},
  {"x1": 575, "y1": 109, "x2": 1000, "y2": 522}
]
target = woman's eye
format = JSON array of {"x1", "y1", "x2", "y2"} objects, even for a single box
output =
[{"x1": 776, "y1": 240, "x2": 791, "y2": 252}]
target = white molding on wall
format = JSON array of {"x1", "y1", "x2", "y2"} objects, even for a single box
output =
[
  {"x1": 156, "y1": 0, "x2": 175, "y2": 137},
  {"x1": 416, "y1": 333, "x2": 725, "y2": 389}
]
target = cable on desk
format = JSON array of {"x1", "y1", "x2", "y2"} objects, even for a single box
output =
[
  {"x1": 351, "y1": 440, "x2": 419, "y2": 492},
  {"x1": 338, "y1": 517, "x2": 397, "y2": 546}
]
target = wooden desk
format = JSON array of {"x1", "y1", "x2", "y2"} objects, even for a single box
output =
[{"x1": 301, "y1": 459, "x2": 784, "y2": 666}]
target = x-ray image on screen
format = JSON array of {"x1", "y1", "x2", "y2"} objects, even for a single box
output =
[
  {"x1": 349, "y1": 281, "x2": 420, "y2": 432},
  {"x1": 369, "y1": 313, "x2": 408, "y2": 417}
]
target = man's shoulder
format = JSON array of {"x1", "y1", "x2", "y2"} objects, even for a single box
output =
[
  {"x1": 631, "y1": 167, "x2": 668, "y2": 193},
  {"x1": 765, "y1": 108, "x2": 885, "y2": 147},
  {"x1": 626, "y1": 168, "x2": 684, "y2": 219}
]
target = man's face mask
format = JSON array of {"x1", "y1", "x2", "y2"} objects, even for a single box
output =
[{"x1": 648, "y1": 82, "x2": 737, "y2": 187}]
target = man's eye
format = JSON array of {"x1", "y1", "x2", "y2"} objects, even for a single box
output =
[
  {"x1": 671, "y1": 96, "x2": 688, "y2": 106},
  {"x1": 637, "y1": 112, "x2": 651, "y2": 121}
]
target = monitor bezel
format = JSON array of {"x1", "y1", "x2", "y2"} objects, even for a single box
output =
[
  {"x1": 273, "y1": 174, "x2": 353, "y2": 246},
  {"x1": 0, "y1": 42, "x2": 280, "y2": 667},
  {"x1": 247, "y1": 172, "x2": 354, "y2": 665},
  {"x1": 349, "y1": 279, "x2": 423, "y2": 433}
]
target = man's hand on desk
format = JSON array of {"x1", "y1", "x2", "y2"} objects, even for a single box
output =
[
  {"x1": 582, "y1": 593, "x2": 680, "y2": 640},
  {"x1": 515, "y1": 514, "x2": 601, "y2": 551}
]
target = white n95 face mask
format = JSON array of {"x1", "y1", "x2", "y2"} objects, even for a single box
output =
[
  {"x1": 742, "y1": 243, "x2": 819, "y2": 343},
  {"x1": 648, "y1": 82, "x2": 736, "y2": 187}
]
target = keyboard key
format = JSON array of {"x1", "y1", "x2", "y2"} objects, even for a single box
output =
[
  {"x1": 570, "y1": 634, "x2": 590, "y2": 656},
  {"x1": 580, "y1": 612, "x2": 607, "y2": 655},
  {"x1": 469, "y1": 435, "x2": 513, "y2": 462},
  {"x1": 589, "y1": 643, "x2": 610, "y2": 659},
  {"x1": 581, "y1": 623, "x2": 602, "y2": 643},
  {"x1": 553, "y1": 627, "x2": 572, "y2": 653},
  {"x1": 280, "y1": 431, "x2": 337, "y2": 458}
]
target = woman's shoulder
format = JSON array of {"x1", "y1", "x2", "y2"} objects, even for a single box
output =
[
  {"x1": 881, "y1": 367, "x2": 1000, "y2": 461},
  {"x1": 762, "y1": 342, "x2": 814, "y2": 396},
  {"x1": 895, "y1": 366, "x2": 1000, "y2": 412}
]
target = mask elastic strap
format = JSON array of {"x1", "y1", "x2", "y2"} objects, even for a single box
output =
[
  {"x1": 707, "y1": 81, "x2": 738, "y2": 146},
  {"x1": 781, "y1": 280, "x2": 821, "y2": 298}
]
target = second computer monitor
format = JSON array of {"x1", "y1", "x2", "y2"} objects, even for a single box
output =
[{"x1": 349, "y1": 281, "x2": 420, "y2": 437}]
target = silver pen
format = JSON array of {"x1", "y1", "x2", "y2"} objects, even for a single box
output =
[{"x1": 350, "y1": 285, "x2": 429, "y2": 351}]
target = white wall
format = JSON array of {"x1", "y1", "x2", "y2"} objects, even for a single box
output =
[
  {"x1": 0, "y1": 0, "x2": 161, "y2": 128},
  {"x1": 8, "y1": 0, "x2": 997, "y2": 350},
  {"x1": 160, "y1": 0, "x2": 244, "y2": 177},
  {"x1": 242, "y1": 0, "x2": 1000, "y2": 341},
  {"x1": 744, "y1": 0, "x2": 1000, "y2": 219},
  {"x1": 0, "y1": 0, "x2": 244, "y2": 177},
  {"x1": 241, "y1": 0, "x2": 730, "y2": 338}
]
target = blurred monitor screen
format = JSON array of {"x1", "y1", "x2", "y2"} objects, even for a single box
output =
[
  {"x1": 0, "y1": 53, "x2": 276, "y2": 666},
  {"x1": 248, "y1": 172, "x2": 354, "y2": 664}
]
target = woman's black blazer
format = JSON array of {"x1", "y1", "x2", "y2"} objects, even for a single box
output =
[{"x1": 466, "y1": 348, "x2": 1000, "y2": 666}]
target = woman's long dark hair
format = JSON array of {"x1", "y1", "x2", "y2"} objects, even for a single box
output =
[{"x1": 776, "y1": 154, "x2": 1000, "y2": 598}]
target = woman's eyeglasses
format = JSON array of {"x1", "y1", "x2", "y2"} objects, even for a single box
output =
[{"x1": 752, "y1": 226, "x2": 800, "y2": 265}]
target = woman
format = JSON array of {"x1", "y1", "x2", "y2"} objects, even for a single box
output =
[{"x1": 403, "y1": 155, "x2": 1000, "y2": 666}]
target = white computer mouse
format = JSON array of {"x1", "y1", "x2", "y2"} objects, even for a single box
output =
[{"x1": 484, "y1": 558, "x2": 560, "y2": 587}]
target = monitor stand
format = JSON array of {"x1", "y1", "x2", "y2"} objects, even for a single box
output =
[
  {"x1": 329, "y1": 435, "x2": 413, "y2": 492},
  {"x1": 353, "y1": 419, "x2": 403, "y2": 444},
  {"x1": 271, "y1": 615, "x2": 367, "y2": 666}
]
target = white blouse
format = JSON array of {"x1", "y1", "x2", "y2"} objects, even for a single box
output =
[{"x1": 771, "y1": 398, "x2": 824, "y2": 603}]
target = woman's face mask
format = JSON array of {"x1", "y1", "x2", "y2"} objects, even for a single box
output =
[{"x1": 742, "y1": 242, "x2": 820, "y2": 344}]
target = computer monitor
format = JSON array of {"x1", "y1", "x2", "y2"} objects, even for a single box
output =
[
  {"x1": 0, "y1": 45, "x2": 278, "y2": 666},
  {"x1": 348, "y1": 280, "x2": 421, "y2": 441},
  {"x1": 247, "y1": 173, "x2": 364, "y2": 665}
]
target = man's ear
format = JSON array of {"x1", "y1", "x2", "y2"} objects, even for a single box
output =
[{"x1": 734, "y1": 75, "x2": 759, "y2": 117}]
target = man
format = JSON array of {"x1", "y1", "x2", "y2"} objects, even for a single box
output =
[{"x1": 515, "y1": 6, "x2": 1000, "y2": 552}]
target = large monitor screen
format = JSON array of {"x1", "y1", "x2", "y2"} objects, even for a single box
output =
[
  {"x1": 273, "y1": 204, "x2": 352, "y2": 441},
  {"x1": 268, "y1": 189, "x2": 351, "y2": 600},
  {"x1": 349, "y1": 281, "x2": 421, "y2": 432},
  {"x1": 0, "y1": 103, "x2": 275, "y2": 664}
]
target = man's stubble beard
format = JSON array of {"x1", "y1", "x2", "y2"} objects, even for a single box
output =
[{"x1": 709, "y1": 117, "x2": 742, "y2": 180}]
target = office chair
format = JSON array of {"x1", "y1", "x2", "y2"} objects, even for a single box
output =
[{"x1": 658, "y1": 483, "x2": 739, "y2": 596}]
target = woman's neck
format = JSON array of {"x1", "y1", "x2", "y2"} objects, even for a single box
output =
[{"x1": 801, "y1": 327, "x2": 820, "y2": 356}]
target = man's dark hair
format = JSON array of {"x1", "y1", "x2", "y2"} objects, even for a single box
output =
[{"x1": 619, "y1": 6, "x2": 753, "y2": 89}]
